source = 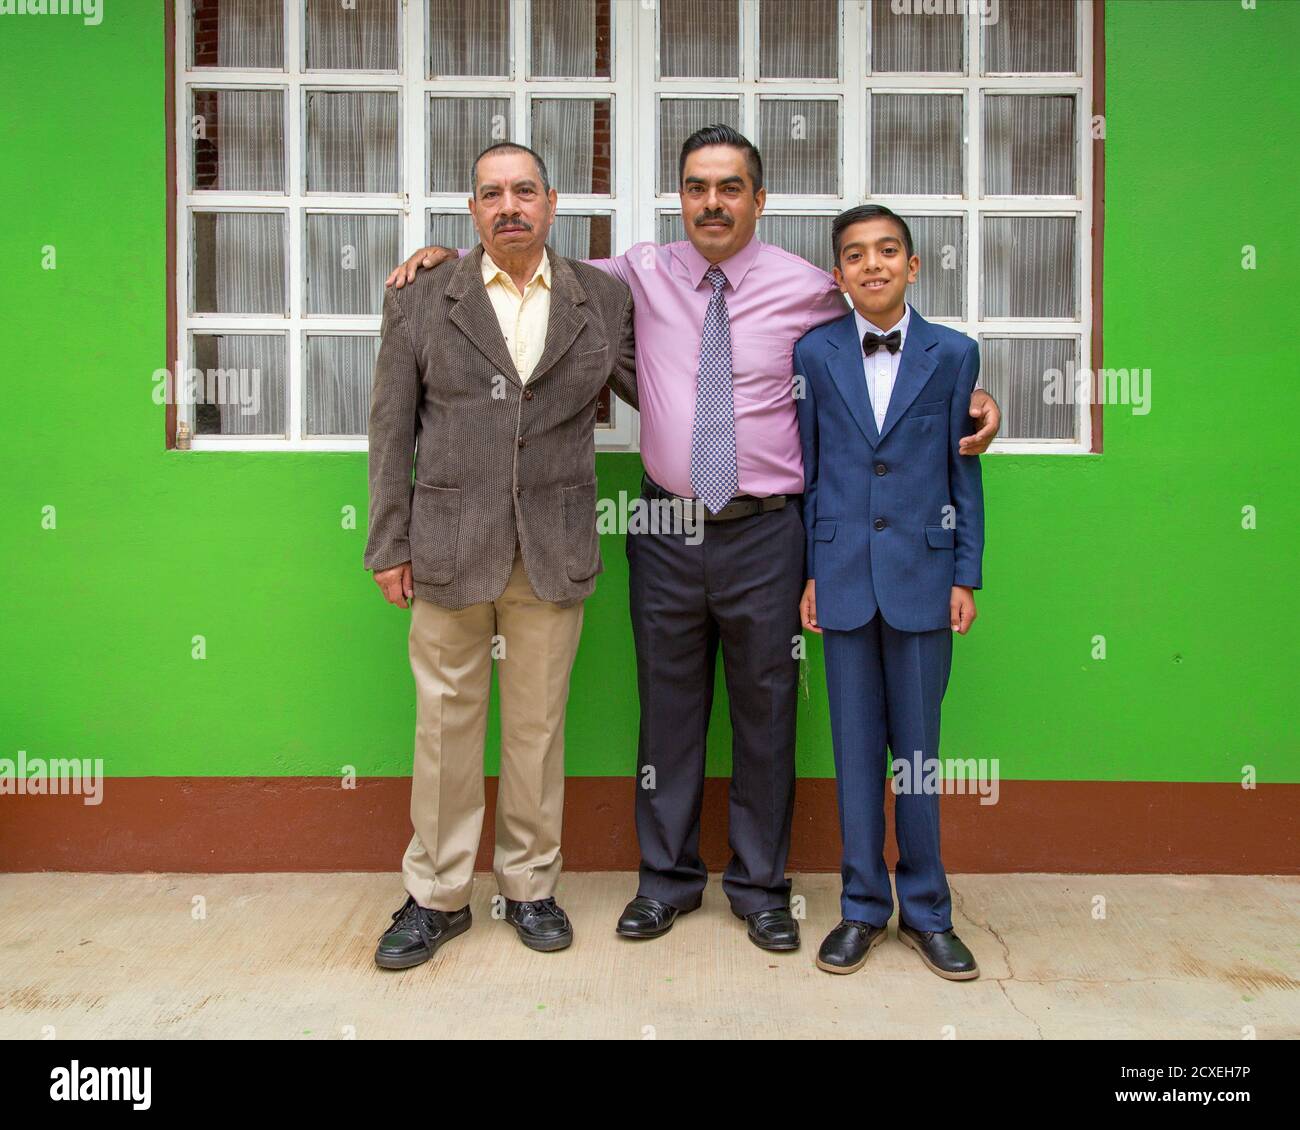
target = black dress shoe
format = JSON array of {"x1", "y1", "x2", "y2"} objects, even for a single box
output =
[
  {"x1": 374, "y1": 895, "x2": 471, "y2": 970},
  {"x1": 615, "y1": 895, "x2": 696, "y2": 939},
  {"x1": 504, "y1": 897, "x2": 573, "y2": 952},
  {"x1": 897, "y1": 920, "x2": 980, "y2": 980},
  {"x1": 735, "y1": 906, "x2": 800, "y2": 951},
  {"x1": 816, "y1": 919, "x2": 887, "y2": 974}
]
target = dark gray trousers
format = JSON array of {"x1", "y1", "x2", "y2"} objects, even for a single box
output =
[{"x1": 626, "y1": 487, "x2": 805, "y2": 915}]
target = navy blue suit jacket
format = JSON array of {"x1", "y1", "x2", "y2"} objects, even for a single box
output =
[{"x1": 794, "y1": 307, "x2": 984, "y2": 633}]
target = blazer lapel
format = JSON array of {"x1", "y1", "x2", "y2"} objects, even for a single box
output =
[
  {"x1": 527, "y1": 253, "x2": 587, "y2": 388},
  {"x1": 824, "y1": 311, "x2": 879, "y2": 449},
  {"x1": 876, "y1": 309, "x2": 939, "y2": 444},
  {"x1": 447, "y1": 245, "x2": 522, "y2": 388}
]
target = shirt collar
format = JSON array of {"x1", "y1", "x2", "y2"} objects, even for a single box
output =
[
  {"x1": 853, "y1": 303, "x2": 912, "y2": 352},
  {"x1": 481, "y1": 248, "x2": 551, "y2": 292},
  {"x1": 680, "y1": 234, "x2": 763, "y2": 293}
]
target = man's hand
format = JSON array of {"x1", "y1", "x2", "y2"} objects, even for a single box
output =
[
  {"x1": 374, "y1": 562, "x2": 414, "y2": 608},
  {"x1": 385, "y1": 246, "x2": 456, "y2": 289},
  {"x1": 950, "y1": 586, "x2": 977, "y2": 635},
  {"x1": 959, "y1": 388, "x2": 1001, "y2": 456},
  {"x1": 800, "y1": 579, "x2": 821, "y2": 635}
]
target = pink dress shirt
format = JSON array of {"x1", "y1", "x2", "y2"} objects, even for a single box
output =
[{"x1": 590, "y1": 238, "x2": 848, "y2": 498}]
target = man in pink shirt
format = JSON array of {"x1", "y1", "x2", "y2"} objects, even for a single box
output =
[{"x1": 388, "y1": 125, "x2": 1000, "y2": 953}]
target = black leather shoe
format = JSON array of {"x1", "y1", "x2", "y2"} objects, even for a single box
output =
[
  {"x1": 898, "y1": 920, "x2": 980, "y2": 980},
  {"x1": 616, "y1": 895, "x2": 696, "y2": 939},
  {"x1": 374, "y1": 895, "x2": 471, "y2": 970},
  {"x1": 816, "y1": 919, "x2": 887, "y2": 974},
  {"x1": 504, "y1": 897, "x2": 573, "y2": 952},
  {"x1": 734, "y1": 906, "x2": 800, "y2": 951}
]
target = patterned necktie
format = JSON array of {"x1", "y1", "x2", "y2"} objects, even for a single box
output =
[{"x1": 690, "y1": 265, "x2": 739, "y2": 515}]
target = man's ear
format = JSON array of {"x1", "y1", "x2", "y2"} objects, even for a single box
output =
[
  {"x1": 753, "y1": 186, "x2": 767, "y2": 219},
  {"x1": 832, "y1": 264, "x2": 847, "y2": 293}
]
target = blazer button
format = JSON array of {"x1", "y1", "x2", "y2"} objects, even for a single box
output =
[
  {"x1": 515, "y1": 486, "x2": 523, "y2": 497},
  {"x1": 873, "y1": 518, "x2": 886, "y2": 531},
  {"x1": 523, "y1": 389, "x2": 534, "y2": 401},
  {"x1": 874, "y1": 463, "x2": 887, "y2": 476},
  {"x1": 517, "y1": 437, "x2": 527, "y2": 448}
]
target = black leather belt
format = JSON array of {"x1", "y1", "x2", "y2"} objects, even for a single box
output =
[{"x1": 641, "y1": 475, "x2": 798, "y2": 523}]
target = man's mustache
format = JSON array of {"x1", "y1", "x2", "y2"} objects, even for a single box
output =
[
  {"x1": 494, "y1": 216, "x2": 534, "y2": 232},
  {"x1": 694, "y1": 211, "x2": 732, "y2": 226}
]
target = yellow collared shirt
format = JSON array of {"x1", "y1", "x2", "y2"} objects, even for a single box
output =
[{"x1": 481, "y1": 249, "x2": 552, "y2": 383}]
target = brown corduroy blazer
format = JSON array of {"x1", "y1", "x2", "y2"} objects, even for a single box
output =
[{"x1": 364, "y1": 245, "x2": 638, "y2": 609}]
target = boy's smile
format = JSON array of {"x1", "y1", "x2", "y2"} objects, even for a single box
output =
[{"x1": 833, "y1": 217, "x2": 920, "y2": 331}]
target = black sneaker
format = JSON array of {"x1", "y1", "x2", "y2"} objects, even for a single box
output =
[
  {"x1": 504, "y1": 897, "x2": 573, "y2": 952},
  {"x1": 374, "y1": 895, "x2": 471, "y2": 970}
]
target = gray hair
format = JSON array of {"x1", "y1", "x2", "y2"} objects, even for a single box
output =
[{"x1": 470, "y1": 142, "x2": 552, "y2": 196}]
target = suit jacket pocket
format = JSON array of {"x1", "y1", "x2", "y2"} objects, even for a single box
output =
[
  {"x1": 410, "y1": 481, "x2": 461, "y2": 585},
  {"x1": 813, "y1": 519, "x2": 838, "y2": 542},
  {"x1": 562, "y1": 480, "x2": 601, "y2": 582},
  {"x1": 925, "y1": 525, "x2": 955, "y2": 549},
  {"x1": 909, "y1": 400, "x2": 947, "y2": 418}
]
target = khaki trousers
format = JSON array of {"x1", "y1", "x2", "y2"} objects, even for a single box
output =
[{"x1": 403, "y1": 548, "x2": 584, "y2": 910}]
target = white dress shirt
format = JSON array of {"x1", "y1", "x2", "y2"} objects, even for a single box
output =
[{"x1": 853, "y1": 304, "x2": 912, "y2": 430}]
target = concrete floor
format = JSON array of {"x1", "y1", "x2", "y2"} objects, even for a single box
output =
[{"x1": 0, "y1": 873, "x2": 1295, "y2": 1040}]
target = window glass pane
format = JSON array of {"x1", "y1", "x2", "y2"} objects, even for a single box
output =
[
  {"x1": 656, "y1": 211, "x2": 686, "y2": 245},
  {"x1": 659, "y1": 0, "x2": 738, "y2": 79},
  {"x1": 305, "y1": 0, "x2": 399, "y2": 71},
  {"x1": 304, "y1": 335, "x2": 378, "y2": 436},
  {"x1": 981, "y1": 215, "x2": 1077, "y2": 319},
  {"x1": 759, "y1": 98, "x2": 841, "y2": 194},
  {"x1": 191, "y1": 333, "x2": 287, "y2": 436},
  {"x1": 305, "y1": 91, "x2": 400, "y2": 193},
  {"x1": 428, "y1": 0, "x2": 511, "y2": 78},
  {"x1": 759, "y1": 215, "x2": 835, "y2": 273},
  {"x1": 870, "y1": 0, "x2": 963, "y2": 73},
  {"x1": 657, "y1": 98, "x2": 740, "y2": 194},
  {"x1": 983, "y1": 0, "x2": 1077, "y2": 74},
  {"x1": 871, "y1": 93, "x2": 963, "y2": 195},
  {"x1": 530, "y1": 98, "x2": 612, "y2": 194},
  {"x1": 191, "y1": 211, "x2": 286, "y2": 314},
  {"x1": 429, "y1": 97, "x2": 511, "y2": 194},
  {"x1": 983, "y1": 94, "x2": 1076, "y2": 196},
  {"x1": 191, "y1": 89, "x2": 285, "y2": 192},
  {"x1": 901, "y1": 214, "x2": 964, "y2": 320},
  {"x1": 978, "y1": 336, "x2": 1078, "y2": 440},
  {"x1": 427, "y1": 211, "x2": 478, "y2": 249},
  {"x1": 191, "y1": 0, "x2": 283, "y2": 69},
  {"x1": 304, "y1": 213, "x2": 401, "y2": 315},
  {"x1": 550, "y1": 214, "x2": 613, "y2": 259},
  {"x1": 760, "y1": 0, "x2": 838, "y2": 80},
  {"x1": 530, "y1": 0, "x2": 610, "y2": 78}
]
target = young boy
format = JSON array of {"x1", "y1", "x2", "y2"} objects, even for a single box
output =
[{"x1": 794, "y1": 205, "x2": 984, "y2": 979}]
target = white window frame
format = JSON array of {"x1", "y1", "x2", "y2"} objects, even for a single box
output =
[{"x1": 174, "y1": 0, "x2": 1094, "y2": 454}]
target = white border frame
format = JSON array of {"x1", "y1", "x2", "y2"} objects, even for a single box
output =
[{"x1": 175, "y1": 0, "x2": 1094, "y2": 454}]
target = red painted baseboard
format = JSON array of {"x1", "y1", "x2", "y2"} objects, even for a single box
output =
[{"x1": 2, "y1": 778, "x2": 1295, "y2": 874}]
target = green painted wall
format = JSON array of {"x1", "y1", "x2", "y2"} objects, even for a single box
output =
[{"x1": 1, "y1": 2, "x2": 1296, "y2": 785}]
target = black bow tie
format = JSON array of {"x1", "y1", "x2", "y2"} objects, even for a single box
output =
[{"x1": 862, "y1": 330, "x2": 902, "y2": 356}]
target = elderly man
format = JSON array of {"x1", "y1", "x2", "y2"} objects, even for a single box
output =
[
  {"x1": 389, "y1": 126, "x2": 1000, "y2": 954},
  {"x1": 365, "y1": 142, "x2": 636, "y2": 967}
]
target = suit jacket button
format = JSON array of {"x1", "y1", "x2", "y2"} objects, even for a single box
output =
[
  {"x1": 523, "y1": 389, "x2": 534, "y2": 401},
  {"x1": 515, "y1": 487, "x2": 523, "y2": 497},
  {"x1": 873, "y1": 518, "x2": 886, "y2": 531},
  {"x1": 874, "y1": 463, "x2": 887, "y2": 476},
  {"x1": 517, "y1": 437, "x2": 527, "y2": 448}
]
